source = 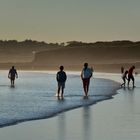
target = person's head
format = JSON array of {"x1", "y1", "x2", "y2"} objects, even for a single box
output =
[
  {"x1": 125, "y1": 70, "x2": 128, "y2": 74},
  {"x1": 84, "y1": 63, "x2": 88, "y2": 68},
  {"x1": 12, "y1": 66, "x2": 15, "y2": 69},
  {"x1": 60, "y1": 65, "x2": 64, "y2": 71},
  {"x1": 132, "y1": 65, "x2": 135, "y2": 69}
]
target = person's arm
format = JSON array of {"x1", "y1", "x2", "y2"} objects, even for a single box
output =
[
  {"x1": 16, "y1": 73, "x2": 18, "y2": 78},
  {"x1": 88, "y1": 68, "x2": 92, "y2": 79},
  {"x1": 90, "y1": 74, "x2": 92, "y2": 79},
  {"x1": 90, "y1": 69, "x2": 93, "y2": 78},
  {"x1": 16, "y1": 70, "x2": 18, "y2": 78},
  {"x1": 125, "y1": 75, "x2": 128, "y2": 80},
  {"x1": 56, "y1": 72, "x2": 59, "y2": 81},
  {"x1": 64, "y1": 72, "x2": 67, "y2": 81},
  {"x1": 81, "y1": 70, "x2": 83, "y2": 79},
  {"x1": 8, "y1": 70, "x2": 11, "y2": 78}
]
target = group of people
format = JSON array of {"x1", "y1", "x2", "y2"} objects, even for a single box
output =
[
  {"x1": 7, "y1": 64, "x2": 137, "y2": 100},
  {"x1": 8, "y1": 63, "x2": 93, "y2": 99},
  {"x1": 121, "y1": 65, "x2": 136, "y2": 88},
  {"x1": 7, "y1": 63, "x2": 137, "y2": 100},
  {"x1": 56, "y1": 62, "x2": 93, "y2": 99}
]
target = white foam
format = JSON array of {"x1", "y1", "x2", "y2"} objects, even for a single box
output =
[{"x1": 0, "y1": 71, "x2": 120, "y2": 127}]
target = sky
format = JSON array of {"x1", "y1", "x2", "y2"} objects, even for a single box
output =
[{"x1": 0, "y1": 0, "x2": 140, "y2": 43}]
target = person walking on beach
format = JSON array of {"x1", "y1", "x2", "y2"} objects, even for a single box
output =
[
  {"x1": 128, "y1": 65, "x2": 135, "y2": 88},
  {"x1": 121, "y1": 70, "x2": 128, "y2": 87},
  {"x1": 81, "y1": 63, "x2": 93, "y2": 98},
  {"x1": 8, "y1": 66, "x2": 18, "y2": 87},
  {"x1": 56, "y1": 65, "x2": 67, "y2": 99}
]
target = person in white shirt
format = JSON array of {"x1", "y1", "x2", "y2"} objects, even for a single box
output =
[{"x1": 81, "y1": 63, "x2": 93, "y2": 97}]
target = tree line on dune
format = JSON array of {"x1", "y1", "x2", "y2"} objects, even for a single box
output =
[{"x1": 0, "y1": 39, "x2": 140, "y2": 48}]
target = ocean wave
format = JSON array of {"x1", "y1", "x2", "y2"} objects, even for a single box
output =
[{"x1": 0, "y1": 71, "x2": 120, "y2": 127}]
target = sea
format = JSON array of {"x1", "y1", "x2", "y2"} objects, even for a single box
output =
[{"x1": 0, "y1": 71, "x2": 120, "y2": 127}]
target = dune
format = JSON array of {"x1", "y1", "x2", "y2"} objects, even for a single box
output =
[
  {"x1": 32, "y1": 46, "x2": 140, "y2": 72},
  {"x1": 0, "y1": 44, "x2": 140, "y2": 73}
]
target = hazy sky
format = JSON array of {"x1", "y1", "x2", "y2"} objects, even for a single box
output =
[{"x1": 0, "y1": 0, "x2": 140, "y2": 43}]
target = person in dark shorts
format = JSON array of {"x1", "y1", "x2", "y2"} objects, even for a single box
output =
[
  {"x1": 56, "y1": 66, "x2": 67, "y2": 99},
  {"x1": 81, "y1": 63, "x2": 93, "y2": 97},
  {"x1": 128, "y1": 65, "x2": 135, "y2": 88},
  {"x1": 8, "y1": 66, "x2": 18, "y2": 87}
]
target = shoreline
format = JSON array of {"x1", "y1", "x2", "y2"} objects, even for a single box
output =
[
  {"x1": 0, "y1": 62, "x2": 140, "y2": 74},
  {"x1": 0, "y1": 71, "x2": 121, "y2": 128},
  {"x1": 0, "y1": 95, "x2": 115, "y2": 129},
  {"x1": 0, "y1": 86, "x2": 135, "y2": 140},
  {"x1": 0, "y1": 69, "x2": 124, "y2": 74},
  {"x1": 0, "y1": 83, "x2": 120, "y2": 128},
  {"x1": 0, "y1": 74, "x2": 140, "y2": 139}
]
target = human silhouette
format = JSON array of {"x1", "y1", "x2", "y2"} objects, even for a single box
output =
[
  {"x1": 128, "y1": 65, "x2": 135, "y2": 88},
  {"x1": 56, "y1": 66, "x2": 67, "y2": 99},
  {"x1": 81, "y1": 63, "x2": 93, "y2": 98},
  {"x1": 8, "y1": 66, "x2": 18, "y2": 87},
  {"x1": 121, "y1": 70, "x2": 128, "y2": 87}
]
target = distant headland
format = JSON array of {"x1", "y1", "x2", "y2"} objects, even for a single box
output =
[{"x1": 0, "y1": 39, "x2": 140, "y2": 73}]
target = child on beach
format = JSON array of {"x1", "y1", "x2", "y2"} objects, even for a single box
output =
[
  {"x1": 121, "y1": 70, "x2": 128, "y2": 87},
  {"x1": 56, "y1": 66, "x2": 67, "y2": 99}
]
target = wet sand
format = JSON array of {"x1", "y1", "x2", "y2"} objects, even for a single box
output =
[{"x1": 0, "y1": 74, "x2": 140, "y2": 140}]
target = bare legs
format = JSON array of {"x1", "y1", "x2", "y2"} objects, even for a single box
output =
[
  {"x1": 83, "y1": 84, "x2": 89, "y2": 97},
  {"x1": 121, "y1": 78, "x2": 126, "y2": 87},
  {"x1": 57, "y1": 86, "x2": 64, "y2": 99},
  {"x1": 10, "y1": 79, "x2": 15, "y2": 87},
  {"x1": 128, "y1": 76, "x2": 135, "y2": 88},
  {"x1": 83, "y1": 79, "x2": 90, "y2": 97},
  {"x1": 128, "y1": 79, "x2": 135, "y2": 88}
]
